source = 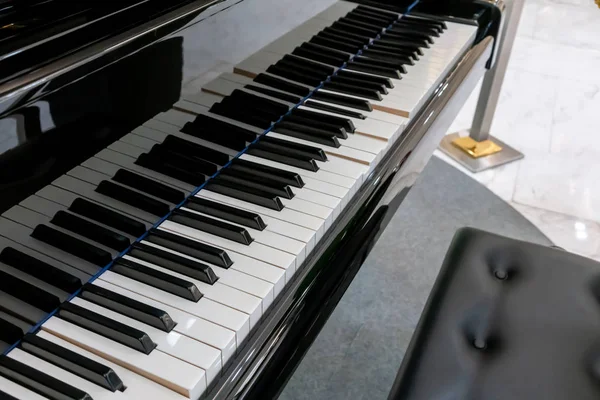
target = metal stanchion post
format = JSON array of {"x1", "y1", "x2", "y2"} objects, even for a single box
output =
[{"x1": 439, "y1": 0, "x2": 525, "y2": 172}]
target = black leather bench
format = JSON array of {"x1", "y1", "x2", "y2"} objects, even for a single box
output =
[{"x1": 388, "y1": 227, "x2": 600, "y2": 400}]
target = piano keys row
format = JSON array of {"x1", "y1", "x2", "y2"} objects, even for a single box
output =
[
  {"x1": 0, "y1": 70, "x2": 407, "y2": 399},
  {"x1": 231, "y1": 1, "x2": 477, "y2": 119},
  {"x1": 0, "y1": 3, "x2": 477, "y2": 398}
]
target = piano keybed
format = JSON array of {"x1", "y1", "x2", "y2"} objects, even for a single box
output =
[{"x1": 0, "y1": 2, "x2": 478, "y2": 399}]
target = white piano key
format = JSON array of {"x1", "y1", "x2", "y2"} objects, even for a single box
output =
[
  {"x1": 240, "y1": 153, "x2": 356, "y2": 192},
  {"x1": 180, "y1": 206, "x2": 306, "y2": 263},
  {"x1": 69, "y1": 297, "x2": 222, "y2": 387},
  {"x1": 98, "y1": 270, "x2": 250, "y2": 346},
  {"x1": 0, "y1": 374, "x2": 50, "y2": 400},
  {"x1": 42, "y1": 317, "x2": 207, "y2": 399},
  {"x1": 195, "y1": 187, "x2": 324, "y2": 236},
  {"x1": 158, "y1": 220, "x2": 296, "y2": 272},
  {"x1": 196, "y1": 190, "x2": 318, "y2": 254},
  {"x1": 122, "y1": 255, "x2": 263, "y2": 328},
  {"x1": 8, "y1": 348, "x2": 128, "y2": 400},
  {"x1": 267, "y1": 131, "x2": 376, "y2": 166},
  {"x1": 139, "y1": 241, "x2": 275, "y2": 311},
  {"x1": 37, "y1": 331, "x2": 189, "y2": 400},
  {"x1": 91, "y1": 279, "x2": 236, "y2": 366},
  {"x1": 292, "y1": 187, "x2": 341, "y2": 216}
]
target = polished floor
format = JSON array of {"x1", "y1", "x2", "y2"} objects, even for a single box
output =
[{"x1": 439, "y1": 0, "x2": 600, "y2": 261}]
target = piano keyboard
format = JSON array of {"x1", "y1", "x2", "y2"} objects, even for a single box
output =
[{"x1": 0, "y1": 2, "x2": 478, "y2": 399}]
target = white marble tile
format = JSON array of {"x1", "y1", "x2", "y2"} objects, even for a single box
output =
[
  {"x1": 447, "y1": 69, "x2": 556, "y2": 153},
  {"x1": 434, "y1": 151, "x2": 521, "y2": 202},
  {"x1": 510, "y1": 202, "x2": 600, "y2": 259},
  {"x1": 509, "y1": 36, "x2": 600, "y2": 84},
  {"x1": 531, "y1": 2, "x2": 600, "y2": 49},
  {"x1": 513, "y1": 150, "x2": 600, "y2": 223},
  {"x1": 516, "y1": 1, "x2": 540, "y2": 39},
  {"x1": 487, "y1": 69, "x2": 556, "y2": 152},
  {"x1": 550, "y1": 78, "x2": 600, "y2": 157}
]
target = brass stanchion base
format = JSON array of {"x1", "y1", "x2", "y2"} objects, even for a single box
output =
[{"x1": 439, "y1": 131, "x2": 524, "y2": 172}]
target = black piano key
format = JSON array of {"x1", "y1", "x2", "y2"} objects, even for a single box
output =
[
  {"x1": 322, "y1": 81, "x2": 383, "y2": 101},
  {"x1": 230, "y1": 89, "x2": 291, "y2": 115},
  {"x1": 58, "y1": 302, "x2": 155, "y2": 355},
  {"x1": 299, "y1": 42, "x2": 352, "y2": 61},
  {"x1": 273, "y1": 121, "x2": 341, "y2": 147},
  {"x1": 0, "y1": 356, "x2": 92, "y2": 400},
  {"x1": 162, "y1": 135, "x2": 230, "y2": 166},
  {"x1": 347, "y1": 61, "x2": 402, "y2": 79},
  {"x1": 181, "y1": 122, "x2": 247, "y2": 151},
  {"x1": 96, "y1": 180, "x2": 170, "y2": 217},
  {"x1": 68, "y1": 198, "x2": 146, "y2": 237},
  {"x1": 135, "y1": 152, "x2": 206, "y2": 187},
  {"x1": 292, "y1": 107, "x2": 356, "y2": 132},
  {"x1": 261, "y1": 134, "x2": 328, "y2": 161},
  {"x1": 0, "y1": 270, "x2": 60, "y2": 313},
  {"x1": 321, "y1": 27, "x2": 371, "y2": 44},
  {"x1": 50, "y1": 211, "x2": 130, "y2": 252},
  {"x1": 169, "y1": 209, "x2": 253, "y2": 245},
  {"x1": 338, "y1": 69, "x2": 395, "y2": 89},
  {"x1": 30, "y1": 225, "x2": 112, "y2": 267},
  {"x1": 206, "y1": 179, "x2": 284, "y2": 211},
  {"x1": 339, "y1": 16, "x2": 386, "y2": 32},
  {"x1": 385, "y1": 26, "x2": 434, "y2": 42},
  {"x1": 112, "y1": 258, "x2": 202, "y2": 302},
  {"x1": 185, "y1": 197, "x2": 267, "y2": 231},
  {"x1": 112, "y1": 169, "x2": 185, "y2": 204},
  {"x1": 348, "y1": 9, "x2": 395, "y2": 25},
  {"x1": 247, "y1": 146, "x2": 319, "y2": 172},
  {"x1": 266, "y1": 64, "x2": 323, "y2": 87},
  {"x1": 286, "y1": 112, "x2": 351, "y2": 136},
  {"x1": 244, "y1": 85, "x2": 302, "y2": 103},
  {"x1": 0, "y1": 247, "x2": 82, "y2": 293},
  {"x1": 375, "y1": 37, "x2": 425, "y2": 53},
  {"x1": 360, "y1": 48, "x2": 414, "y2": 66},
  {"x1": 355, "y1": 5, "x2": 399, "y2": 22},
  {"x1": 309, "y1": 35, "x2": 360, "y2": 54},
  {"x1": 219, "y1": 96, "x2": 283, "y2": 122},
  {"x1": 146, "y1": 228, "x2": 232, "y2": 269},
  {"x1": 331, "y1": 20, "x2": 379, "y2": 37},
  {"x1": 330, "y1": 74, "x2": 388, "y2": 94},
  {"x1": 230, "y1": 159, "x2": 304, "y2": 188},
  {"x1": 281, "y1": 54, "x2": 336, "y2": 76},
  {"x1": 20, "y1": 334, "x2": 124, "y2": 392},
  {"x1": 218, "y1": 167, "x2": 295, "y2": 199},
  {"x1": 395, "y1": 19, "x2": 442, "y2": 35},
  {"x1": 253, "y1": 73, "x2": 311, "y2": 97},
  {"x1": 148, "y1": 144, "x2": 217, "y2": 176},
  {"x1": 303, "y1": 100, "x2": 366, "y2": 120},
  {"x1": 391, "y1": 21, "x2": 441, "y2": 37},
  {"x1": 273, "y1": 62, "x2": 331, "y2": 87},
  {"x1": 129, "y1": 243, "x2": 218, "y2": 285},
  {"x1": 0, "y1": 318, "x2": 23, "y2": 345},
  {"x1": 210, "y1": 102, "x2": 273, "y2": 129},
  {"x1": 369, "y1": 42, "x2": 420, "y2": 59},
  {"x1": 353, "y1": 56, "x2": 408, "y2": 74},
  {"x1": 190, "y1": 114, "x2": 258, "y2": 142},
  {"x1": 311, "y1": 90, "x2": 372, "y2": 111},
  {"x1": 315, "y1": 30, "x2": 368, "y2": 49},
  {"x1": 402, "y1": 14, "x2": 447, "y2": 30},
  {"x1": 80, "y1": 284, "x2": 175, "y2": 333}
]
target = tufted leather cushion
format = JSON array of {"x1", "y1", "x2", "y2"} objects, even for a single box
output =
[{"x1": 388, "y1": 227, "x2": 600, "y2": 400}]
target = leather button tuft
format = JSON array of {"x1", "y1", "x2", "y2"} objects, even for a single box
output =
[
  {"x1": 494, "y1": 270, "x2": 508, "y2": 280},
  {"x1": 473, "y1": 338, "x2": 487, "y2": 350}
]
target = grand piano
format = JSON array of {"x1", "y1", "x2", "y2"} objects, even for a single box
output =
[{"x1": 0, "y1": 0, "x2": 502, "y2": 398}]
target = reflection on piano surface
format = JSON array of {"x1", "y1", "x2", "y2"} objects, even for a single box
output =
[{"x1": 0, "y1": 0, "x2": 501, "y2": 398}]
